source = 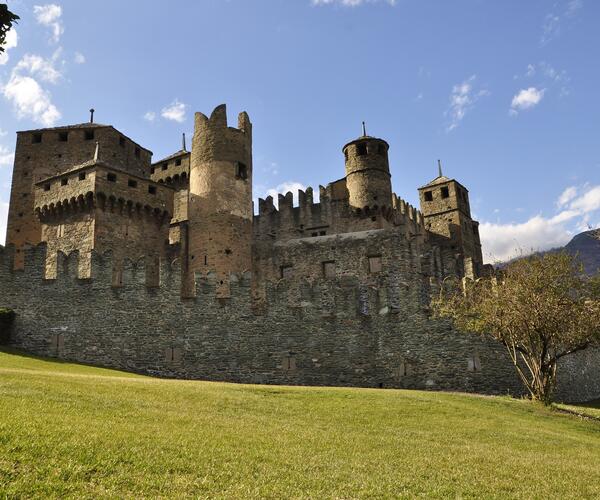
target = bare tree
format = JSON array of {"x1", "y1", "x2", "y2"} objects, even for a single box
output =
[
  {"x1": 432, "y1": 252, "x2": 600, "y2": 404},
  {"x1": 0, "y1": 4, "x2": 19, "y2": 54}
]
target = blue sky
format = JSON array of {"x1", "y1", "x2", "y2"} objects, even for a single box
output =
[{"x1": 0, "y1": 0, "x2": 599, "y2": 262}]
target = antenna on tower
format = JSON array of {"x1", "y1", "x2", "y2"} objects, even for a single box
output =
[
  {"x1": 362, "y1": 121, "x2": 367, "y2": 137},
  {"x1": 89, "y1": 108, "x2": 95, "y2": 123},
  {"x1": 437, "y1": 159, "x2": 443, "y2": 178},
  {"x1": 182, "y1": 133, "x2": 187, "y2": 151}
]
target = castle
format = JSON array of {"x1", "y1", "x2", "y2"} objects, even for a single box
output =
[{"x1": 1, "y1": 104, "x2": 598, "y2": 402}]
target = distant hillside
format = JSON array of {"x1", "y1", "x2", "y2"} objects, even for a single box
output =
[{"x1": 564, "y1": 228, "x2": 600, "y2": 275}]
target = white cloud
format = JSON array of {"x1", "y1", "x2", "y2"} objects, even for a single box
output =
[
  {"x1": 0, "y1": 145, "x2": 14, "y2": 166},
  {"x1": 0, "y1": 129, "x2": 6, "y2": 137},
  {"x1": 0, "y1": 197, "x2": 8, "y2": 245},
  {"x1": 510, "y1": 87, "x2": 544, "y2": 115},
  {"x1": 264, "y1": 181, "x2": 308, "y2": 207},
  {"x1": 74, "y1": 52, "x2": 85, "y2": 64},
  {"x1": 34, "y1": 4, "x2": 64, "y2": 43},
  {"x1": 311, "y1": 0, "x2": 396, "y2": 5},
  {"x1": 2, "y1": 73, "x2": 61, "y2": 126},
  {"x1": 161, "y1": 99, "x2": 186, "y2": 123},
  {"x1": 558, "y1": 186, "x2": 577, "y2": 207},
  {"x1": 143, "y1": 111, "x2": 156, "y2": 122},
  {"x1": 14, "y1": 54, "x2": 62, "y2": 84},
  {"x1": 446, "y1": 75, "x2": 489, "y2": 132},
  {"x1": 0, "y1": 28, "x2": 18, "y2": 65},
  {"x1": 480, "y1": 182, "x2": 600, "y2": 262}
]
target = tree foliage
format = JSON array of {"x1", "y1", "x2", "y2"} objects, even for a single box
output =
[
  {"x1": 432, "y1": 252, "x2": 600, "y2": 404},
  {"x1": 0, "y1": 4, "x2": 19, "y2": 54}
]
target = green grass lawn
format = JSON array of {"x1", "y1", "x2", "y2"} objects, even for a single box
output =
[{"x1": 1, "y1": 349, "x2": 599, "y2": 499}]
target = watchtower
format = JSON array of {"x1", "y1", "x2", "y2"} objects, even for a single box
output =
[
  {"x1": 187, "y1": 104, "x2": 253, "y2": 296},
  {"x1": 342, "y1": 128, "x2": 392, "y2": 212},
  {"x1": 418, "y1": 164, "x2": 483, "y2": 278}
]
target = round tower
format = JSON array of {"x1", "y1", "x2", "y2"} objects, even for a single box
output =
[
  {"x1": 343, "y1": 132, "x2": 392, "y2": 212},
  {"x1": 187, "y1": 104, "x2": 253, "y2": 296}
]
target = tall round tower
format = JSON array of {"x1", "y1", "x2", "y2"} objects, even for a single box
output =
[
  {"x1": 187, "y1": 104, "x2": 253, "y2": 296},
  {"x1": 343, "y1": 132, "x2": 392, "y2": 212}
]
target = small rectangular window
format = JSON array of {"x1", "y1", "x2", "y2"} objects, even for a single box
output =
[
  {"x1": 424, "y1": 190, "x2": 433, "y2": 202},
  {"x1": 322, "y1": 261, "x2": 335, "y2": 278},
  {"x1": 441, "y1": 186, "x2": 450, "y2": 199},
  {"x1": 119, "y1": 136, "x2": 125, "y2": 147},
  {"x1": 61, "y1": 178, "x2": 68, "y2": 186},
  {"x1": 32, "y1": 133, "x2": 42, "y2": 144},
  {"x1": 280, "y1": 265, "x2": 293, "y2": 279},
  {"x1": 58, "y1": 131, "x2": 68, "y2": 142},
  {"x1": 356, "y1": 143, "x2": 367, "y2": 156},
  {"x1": 84, "y1": 129, "x2": 95, "y2": 141},
  {"x1": 79, "y1": 172, "x2": 86, "y2": 181},
  {"x1": 319, "y1": 231, "x2": 326, "y2": 236},
  {"x1": 128, "y1": 179, "x2": 138, "y2": 188},
  {"x1": 162, "y1": 163, "x2": 168, "y2": 171},
  {"x1": 44, "y1": 183, "x2": 51, "y2": 191},
  {"x1": 148, "y1": 185, "x2": 157, "y2": 195},
  {"x1": 134, "y1": 147, "x2": 140, "y2": 158},
  {"x1": 107, "y1": 173, "x2": 117, "y2": 182},
  {"x1": 150, "y1": 167, "x2": 156, "y2": 174},
  {"x1": 467, "y1": 356, "x2": 482, "y2": 372},
  {"x1": 175, "y1": 158, "x2": 182, "y2": 166},
  {"x1": 235, "y1": 162, "x2": 248, "y2": 180},
  {"x1": 368, "y1": 255, "x2": 382, "y2": 274}
]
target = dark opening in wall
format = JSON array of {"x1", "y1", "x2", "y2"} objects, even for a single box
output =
[
  {"x1": 441, "y1": 186, "x2": 450, "y2": 198},
  {"x1": 424, "y1": 190, "x2": 433, "y2": 201},
  {"x1": 107, "y1": 173, "x2": 117, "y2": 182},
  {"x1": 84, "y1": 130, "x2": 94, "y2": 141},
  {"x1": 119, "y1": 136, "x2": 125, "y2": 147},
  {"x1": 79, "y1": 172, "x2": 86, "y2": 181},
  {"x1": 61, "y1": 178, "x2": 68, "y2": 186},
  {"x1": 134, "y1": 147, "x2": 140, "y2": 158},
  {"x1": 32, "y1": 133, "x2": 42, "y2": 144},
  {"x1": 280, "y1": 265, "x2": 293, "y2": 279},
  {"x1": 356, "y1": 143, "x2": 367, "y2": 156},
  {"x1": 162, "y1": 163, "x2": 168, "y2": 171},
  {"x1": 43, "y1": 183, "x2": 50, "y2": 191},
  {"x1": 128, "y1": 179, "x2": 137, "y2": 188},
  {"x1": 150, "y1": 167, "x2": 155, "y2": 174},
  {"x1": 148, "y1": 185, "x2": 156, "y2": 194},
  {"x1": 224, "y1": 248, "x2": 232, "y2": 255},
  {"x1": 58, "y1": 131, "x2": 68, "y2": 142},
  {"x1": 175, "y1": 158, "x2": 182, "y2": 166},
  {"x1": 319, "y1": 231, "x2": 326, "y2": 236},
  {"x1": 235, "y1": 162, "x2": 248, "y2": 180}
]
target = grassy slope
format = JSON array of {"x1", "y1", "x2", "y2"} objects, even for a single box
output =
[{"x1": 0, "y1": 350, "x2": 599, "y2": 499}]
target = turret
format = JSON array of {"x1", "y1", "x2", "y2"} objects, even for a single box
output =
[
  {"x1": 187, "y1": 104, "x2": 253, "y2": 296},
  {"x1": 342, "y1": 129, "x2": 392, "y2": 212}
]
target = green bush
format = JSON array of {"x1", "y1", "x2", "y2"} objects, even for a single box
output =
[{"x1": 0, "y1": 308, "x2": 15, "y2": 344}]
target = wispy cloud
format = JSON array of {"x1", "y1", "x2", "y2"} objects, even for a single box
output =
[
  {"x1": 14, "y1": 53, "x2": 63, "y2": 84},
  {"x1": 74, "y1": 52, "x2": 85, "y2": 64},
  {"x1": 0, "y1": 28, "x2": 18, "y2": 65},
  {"x1": 445, "y1": 75, "x2": 489, "y2": 132},
  {"x1": 480, "y1": 182, "x2": 600, "y2": 262},
  {"x1": 161, "y1": 99, "x2": 186, "y2": 123},
  {"x1": 34, "y1": 4, "x2": 64, "y2": 44},
  {"x1": 0, "y1": 145, "x2": 14, "y2": 166},
  {"x1": 311, "y1": 0, "x2": 396, "y2": 6},
  {"x1": 143, "y1": 111, "x2": 157, "y2": 122},
  {"x1": 510, "y1": 87, "x2": 545, "y2": 115},
  {"x1": 540, "y1": 0, "x2": 583, "y2": 45}
]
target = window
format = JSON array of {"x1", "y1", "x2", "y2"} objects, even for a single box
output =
[
  {"x1": 368, "y1": 255, "x2": 382, "y2": 274},
  {"x1": 162, "y1": 163, "x2": 168, "y2": 171},
  {"x1": 84, "y1": 129, "x2": 94, "y2": 140},
  {"x1": 467, "y1": 356, "x2": 482, "y2": 372},
  {"x1": 134, "y1": 147, "x2": 140, "y2": 158},
  {"x1": 150, "y1": 167, "x2": 156, "y2": 174},
  {"x1": 322, "y1": 261, "x2": 335, "y2": 278},
  {"x1": 32, "y1": 133, "x2": 42, "y2": 144},
  {"x1": 61, "y1": 178, "x2": 68, "y2": 186},
  {"x1": 107, "y1": 173, "x2": 117, "y2": 182},
  {"x1": 356, "y1": 143, "x2": 367, "y2": 156},
  {"x1": 148, "y1": 185, "x2": 157, "y2": 194},
  {"x1": 58, "y1": 131, "x2": 68, "y2": 142},
  {"x1": 441, "y1": 186, "x2": 450, "y2": 198},
  {"x1": 424, "y1": 190, "x2": 433, "y2": 202},
  {"x1": 119, "y1": 136, "x2": 125, "y2": 147},
  {"x1": 43, "y1": 183, "x2": 51, "y2": 191},
  {"x1": 79, "y1": 172, "x2": 86, "y2": 181},
  {"x1": 128, "y1": 179, "x2": 138, "y2": 188},
  {"x1": 58, "y1": 224, "x2": 65, "y2": 238},
  {"x1": 175, "y1": 158, "x2": 182, "y2": 166},
  {"x1": 235, "y1": 162, "x2": 248, "y2": 180},
  {"x1": 280, "y1": 265, "x2": 293, "y2": 279},
  {"x1": 319, "y1": 231, "x2": 326, "y2": 236}
]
